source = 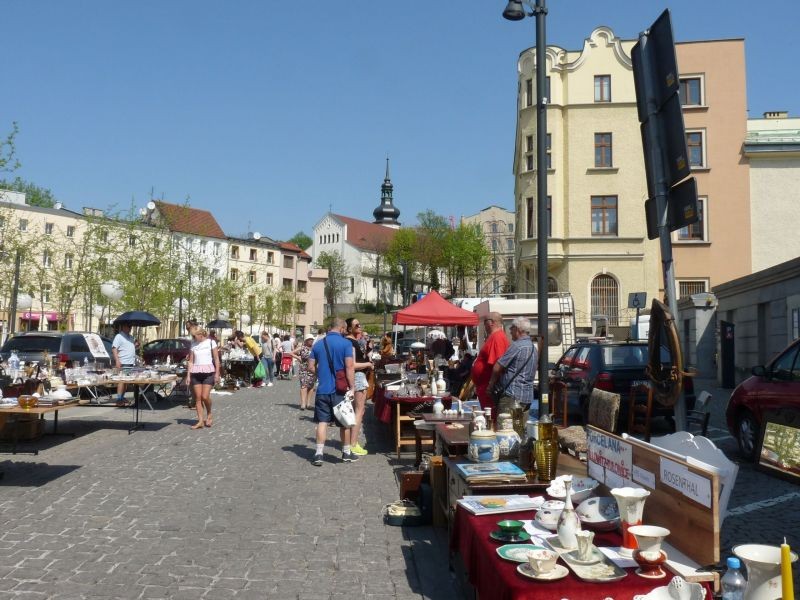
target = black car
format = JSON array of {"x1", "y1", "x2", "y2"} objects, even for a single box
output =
[
  {"x1": 142, "y1": 338, "x2": 191, "y2": 366},
  {"x1": 0, "y1": 331, "x2": 114, "y2": 368},
  {"x1": 553, "y1": 339, "x2": 696, "y2": 428}
]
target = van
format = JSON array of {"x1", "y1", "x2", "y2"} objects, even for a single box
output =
[{"x1": 472, "y1": 293, "x2": 576, "y2": 367}]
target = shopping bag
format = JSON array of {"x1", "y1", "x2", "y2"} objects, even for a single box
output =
[
  {"x1": 333, "y1": 397, "x2": 356, "y2": 427},
  {"x1": 253, "y1": 360, "x2": 266, "y2": 380}
]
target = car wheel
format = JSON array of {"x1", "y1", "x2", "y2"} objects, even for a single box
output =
[{"x1": 736, "y1": 410, "x2": 759, "y2": 461}]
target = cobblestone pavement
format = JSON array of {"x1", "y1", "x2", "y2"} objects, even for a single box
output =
[{"x1": 0, "y1": 382, "x2": 461, "y2": 600}]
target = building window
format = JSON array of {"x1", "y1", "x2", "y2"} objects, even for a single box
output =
[
  {"x1": 508, "y1": 222, "x2": 514, "y2": 233},
  {"x1": 99, "y1": 229, "x2": 108, "y2": 243},
  {"x1": 476, "y1": 280, "x2": 481, "y2": 295},
  {"x1": 64, "y1": 253, "x2": 73, "y2": 270},
  {"x1": 283, "y1": 278, "x2": 293, "y2": 291},
  {"x1": 213, "y1": 242, "x2": 220, "y2": 256},
  {"x1": 199, "y1": 241, "x2": 207, "y2": 254},
  {"x1": 297, "y1": 302, "x2": 306, "y2": 315},
  {"x1": 678, "y1": 280, "x2": 708, "y2": 299},
  {"x1": 491, "y1": 222, "x2": 498, "y2": 234},
  {"x1": 679, "y1": 76, "x2": 703, "y2": 106},
  {"x1": 372, "y1": 278, "x2": 377, "y2": 289},
  {"x1": 677, "y1": 197, "x2": 707, "y2": 241},
  {"x1": 526, "y1": 135, "x2": 533, "y2": 153},
  {"x1": 66, "y1": 225, "x2": 75, "y2": 238},
  {"x1": 526, "y1": 154, "x2": 534, "y2": 172},
  {"x1": 594, "y1": 133, "x2": 613, "y2": 167},
  {"x1": 230, "y1": 268, "x2": 238, "y2": 281},
  {"x1": 507, "y1": 238, "x2": 514, "y2": 251},
  {"x1": 249, "y1": 248, "x2": 257, "y2": 261},
  {"x1": 526, "y1": 197, "x2": 534, "y2": 239},
  {"x1": 491, "y1": 258, "x2": 498, "y2": 271},
  {"x1": 267, "y1": 251, "x2": 274, "y2": 264},
  {"x1": 42, "y1": 251, "x2": 52, "y2": 268},
  {"x1": 248, "y1": 271, "x2": 256, "y2": 284},
  {"x1": 45, "y1": 222, "x2": 54, "y2": 235},
  {"x1": 591, "y1": 195, "x2": 618, "y2": 236},
  {"x1": 546, "y1": 133, "x2": 552, "y2": 169},
  {"x1": 525, "y1": 78, "x2": 533, "y2": 107},
  {"x1": 19, "y1": 219, "x2": 28, "y2": 232},
  {"x1": 547, "y1": 276, "x2": 558, "y2": 293},
  {"x1": 283, "y1": 255, "x2": 294, "y2": 269},
  {"x1": 687, "y1": 131, "x2": 706, "y2": 167},
  {"x1": 349, "y1": 277, "x2": 355, "y2": 293},
  {"x1": 506, "y1": 257, "x2": 514, "y2": 271},
  {"x1": 298, "y1": 280, "x2": 307, "y2": 293},
  {"x1": 266, "y1": 273, "x2": 273, "y2": 285},
  {"x1": 492, "y1": 239, "x2": 499, "y2": 252},
  {"x1": 42, "y1": 284, "x2": 51, "y2": 303},
  {"x1": 493, "y1": 280, "x2": 500, "y2": 294},
  {"x1": 791, "y1": 307, "x2": 799, "y2": 340},
  {"x1": 591, "y1": 274, "x2": 619, "y2": 326},
  {"x1": 594, "y1": 75, "x2": 611, "y2": 102},
  {"x1": 230, "y1": 246, "x2": 239, "y2": 259}
]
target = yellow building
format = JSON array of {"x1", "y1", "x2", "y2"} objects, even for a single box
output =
[{"x1": 513, "y1": 27, "x2": 750, "y2": 331}]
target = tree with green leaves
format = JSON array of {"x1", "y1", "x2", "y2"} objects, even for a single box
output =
[
  {"x1": 385, "y1": 227, "x2": 418, "y2": 305},
  {"x1": 315, "y1": 250, "x2": 349, "y2": 314},
  {"x1": 0, "y1": 177, "x2": 57, "y2": 208},
  {"x1": 287, "y1": 231, "x2": 312, "y2": 250},
  {"x1": 0, "y1": 122, "x2": 20, "y2": 174}
]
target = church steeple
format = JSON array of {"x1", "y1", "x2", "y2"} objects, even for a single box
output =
[{"x1": 372, "y1": 157, "x2": 401, "y2": 228}]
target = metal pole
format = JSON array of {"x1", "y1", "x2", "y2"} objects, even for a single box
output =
[
  {"x1": 638, "y1": 30, "x2": 685, "y2": 430},
  {"x1": 178, "y1": 279, "x2": 184, "y2": 336},
  {"x1": 9, "y1": 251, "x2": 21, "y2": 335},
  {"x1": 534, "y1": 0, "x2": 550, "y2": 412}
]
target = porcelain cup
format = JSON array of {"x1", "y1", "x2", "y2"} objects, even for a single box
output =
[
  {"x1": 575, "y1": 530, "x2": 595, "y2": 561},
  {"x1": 527, "y1": 549, "x2": 558, "y2": 576}
]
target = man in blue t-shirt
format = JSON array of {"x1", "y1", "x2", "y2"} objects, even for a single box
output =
[{"x1": 307, "y1": 317, "x2": 355, "y2": 466}]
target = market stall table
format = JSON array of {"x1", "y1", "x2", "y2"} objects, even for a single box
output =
[
  {"x1": 373, "y1": 388, "x2": 453, "y2": 458},
  {"x1": 0, "y1": 400, "x2": 80, "y2": 454},
  {"x1": 450, "y1": 505, "x2": 712, "y2": 600},
  {"x1": 107, "y1": 374, "x2": 178, "y2": 432}
]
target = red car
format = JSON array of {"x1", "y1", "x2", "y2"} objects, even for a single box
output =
[{"x1": 725, "y1": 337, "x2": 800, "y2": 460}]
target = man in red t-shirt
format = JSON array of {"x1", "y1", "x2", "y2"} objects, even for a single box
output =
[{"x1": 471, "y1": 311, "x2": 510, "y2": 410}]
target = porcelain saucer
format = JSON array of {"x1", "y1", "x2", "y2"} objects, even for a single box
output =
[
  {"x1": 490, "y1": 530, "x2": 531, "y2": 543},
  {"x1": 496, "y1": 544, "x2": 545, "y2": 563},
  {"x1": 566, "y1": 548, "x2": 604, "y2": 565},
  {"x1": 516, "y1": 562, "x2": 569, "y2": 581}
]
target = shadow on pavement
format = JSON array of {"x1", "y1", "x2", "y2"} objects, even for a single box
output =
[{"x1": 0, "y1": 461, "x2": 80, "y2": 486}]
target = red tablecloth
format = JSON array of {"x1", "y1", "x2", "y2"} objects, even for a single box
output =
[
  {"x1": 450, "y1": 506, "x2": 711, "y2": 600},
  {"x1": 372, "y1": 387, "x2": 451, "y2": 424}
]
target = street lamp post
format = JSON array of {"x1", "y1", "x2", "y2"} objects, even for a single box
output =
[
  {"x1": 503, "y1": 0, "x2": 550, "y2": 411},
  {"x1": 7, "y1": 250, "x2": 22, "y2": 335}
]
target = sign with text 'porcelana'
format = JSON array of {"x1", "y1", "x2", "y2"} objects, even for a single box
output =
[{"x1": 587, "y1": 428, "x2": 633, "y2": 488}]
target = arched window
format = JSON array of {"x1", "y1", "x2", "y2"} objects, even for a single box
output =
[
  {"x1": 547, "y1": 277, "x2": 558, "y2": 293},
  {"x1": 591, "y1": 274, "x2": 619, "y2": 326}
]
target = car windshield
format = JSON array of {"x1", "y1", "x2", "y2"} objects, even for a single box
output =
[
  {"x1": 1, "y1": 336, "x2": 61, "y2": 353},
  {"x1": 602, "y1": 345, "x2": 648, "y2": 367}
]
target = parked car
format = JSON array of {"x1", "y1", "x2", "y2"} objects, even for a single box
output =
[
  {"x1": 395, "y1": 337, "x2": 423, "y2": 358},
  {"x1": 553, "y1": 339, "x2": 696, "y2": 429},
  {"x1": 0, "y1": 331, "x2": 114, "y2": 367},
  {"x1": 725, "y1": 337, "x2": 800, "y2": 461},
  {"x1": 141, "y1": 338, "x2": 191, "y2": 366}
]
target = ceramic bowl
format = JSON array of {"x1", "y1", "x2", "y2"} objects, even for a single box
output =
[
  {"x1": 534, "y1": 508, "x2": 561, "y2": 531},
  {"x1": 576, "y1": 496, "x2": 620, "y2": 531},
  {"x1": 540, "y1": 500, "x2": 565, "y2": 511},
  {"x1": 546, "y1": 475, "x2": 599, "y2": 504},
  {"x1": 17, "y1": 395, "x2": 38, "y2": 409},
  {"x1": 527, "y1": 548, "x2": 559, "y2": 576},
  {"x1": 496, "y1": 520, "x2": 524, "y2": 535},
  {"x1": 632, "y1": 576, "x2": 707, "y2": 600}
]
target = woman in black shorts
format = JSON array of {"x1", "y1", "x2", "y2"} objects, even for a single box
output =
[{"x1": 185, "y1": 327, "x2": 221, "y2": 429}]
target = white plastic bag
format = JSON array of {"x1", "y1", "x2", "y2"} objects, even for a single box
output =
[{"x1": 333, "y1": 396, "x2": 356, "y2": 427}]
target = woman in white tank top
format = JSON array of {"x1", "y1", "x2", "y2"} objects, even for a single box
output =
[{"x1": 186, "y1": 328, "x2": 220, "y2": 429}]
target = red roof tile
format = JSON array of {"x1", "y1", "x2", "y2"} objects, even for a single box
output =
[
  {"x1": 331, "y1": 214, "x2": 397, "y2": 252},
  {"x1": 278, "y1": 241, "x2": 311, "y2": 259},
  {"x1": 154, "y1": 201, "x2": 226, "y2": 239}
]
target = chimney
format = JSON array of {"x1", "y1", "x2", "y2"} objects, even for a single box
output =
[{"x1": 763, "y1": 111, "x2": 788, "y2": 120}]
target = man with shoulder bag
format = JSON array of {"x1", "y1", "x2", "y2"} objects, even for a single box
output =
[
  {"x1": 486, "y1": 316, "x2": 538, "y2": 421},
  {"x1": 307, "y1": 317, "x2": 357, "y2": 466}
]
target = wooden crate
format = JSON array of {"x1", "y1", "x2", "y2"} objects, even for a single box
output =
[{"x1": 0, "y1": 414, "x2": 44, "y2": 441}]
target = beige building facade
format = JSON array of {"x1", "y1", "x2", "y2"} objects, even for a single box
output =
[
  {"x1": 461, "y1": 205, "x2": 516, "y2": 295},
  {"x1": 743, "y1": 111, "x2": 800, "y2": 272},
  {"x1": 513, "y1": 27, "x2": 750, "y2": 331}
]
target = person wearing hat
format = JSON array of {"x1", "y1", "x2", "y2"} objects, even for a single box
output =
[{"x1": 288, "y1": 334, "x2": 317, "y2": 410}]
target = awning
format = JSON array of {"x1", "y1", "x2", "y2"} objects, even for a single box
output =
[{"x1": 21, "y1": 312, "x2": 41, "y2": 321}]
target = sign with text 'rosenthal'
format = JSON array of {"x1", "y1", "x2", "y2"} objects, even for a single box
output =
[{"x1": 587, "y1": 428, "x2": 633, "y2": 488}]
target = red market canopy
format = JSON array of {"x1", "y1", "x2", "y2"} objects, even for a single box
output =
[{"x1": 393, "y1": 290, "x2": 479, "y2": 326}]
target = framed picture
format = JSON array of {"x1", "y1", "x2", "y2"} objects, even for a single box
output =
[{"x1": 757, "y1": 409, "x2": 800, "y2": 482}]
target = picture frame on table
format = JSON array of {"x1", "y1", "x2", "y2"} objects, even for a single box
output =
[{"x1": 757, "y1": 408, "x2": 800, "y2": 482}]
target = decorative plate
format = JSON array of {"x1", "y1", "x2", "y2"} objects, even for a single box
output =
[
  {"x1": 490, "y1": 530, "x2": 531, "y2": 543},
  {"x1": 516, "y1": 562, "x2": 569, "y2": 581},
  {"x1": 496, "y1": 544, "x2": 545, "y2": 563},
  {"x1": 632, "y1": 576, "x2": 707, "y2": 600},
  {"x1": 576, "y1": 496, "x2": 620, "y2": 531}
]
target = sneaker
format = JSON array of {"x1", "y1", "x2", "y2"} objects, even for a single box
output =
[
  {"x1": 312, "y1": 454, "x2": 324, "y2": 466},
  {"x1": 267, "y1": 382, "x2": 274, "y2": 387},
  {"x1": 342, "y1": 451, "x2": 359, "y2": 463},
  {"x1": 351, "y1": 443, "x2": 368, "y2": 456}
]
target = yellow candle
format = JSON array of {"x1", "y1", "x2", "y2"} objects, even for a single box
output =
[{"x1": 782, "y1": 537, "x2": 794, "y2": 600}]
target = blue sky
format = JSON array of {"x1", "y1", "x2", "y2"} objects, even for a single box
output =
[{"x1": 2, "y1": 1, "x2": 797, "y2": 241}]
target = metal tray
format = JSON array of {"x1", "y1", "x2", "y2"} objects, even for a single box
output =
[{"x1": 544, "y1": 538, "x2": 627, "y2": 583}]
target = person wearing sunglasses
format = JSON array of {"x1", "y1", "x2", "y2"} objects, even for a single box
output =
[{"x1": 345, "y1": 317, "x2": 372, "y2": 456}]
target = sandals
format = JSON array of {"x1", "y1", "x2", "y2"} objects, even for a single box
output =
[
  {"x1": 204, "y1": 416, "x2": 213, "y2": 428},
  {"x1": 191, "y1": 422, "x2": 204, "y2": 430}
]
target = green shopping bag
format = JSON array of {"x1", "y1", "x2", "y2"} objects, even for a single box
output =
[{"x1": 253, "y1": 360, "x2": 266, "y2": 380}]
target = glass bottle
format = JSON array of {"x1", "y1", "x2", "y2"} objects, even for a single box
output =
[{"x1": 535, "y1": 414, "x2": 559, "y2": 482}]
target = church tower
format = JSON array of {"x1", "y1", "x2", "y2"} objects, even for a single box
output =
[{"x1": 372, "y1": 158, "x2": 401, "y2": 228}]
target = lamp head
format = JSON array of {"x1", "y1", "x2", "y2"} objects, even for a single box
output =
[{"x1": 502, "y1": 0, "x2": 526, "y2": 20}]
